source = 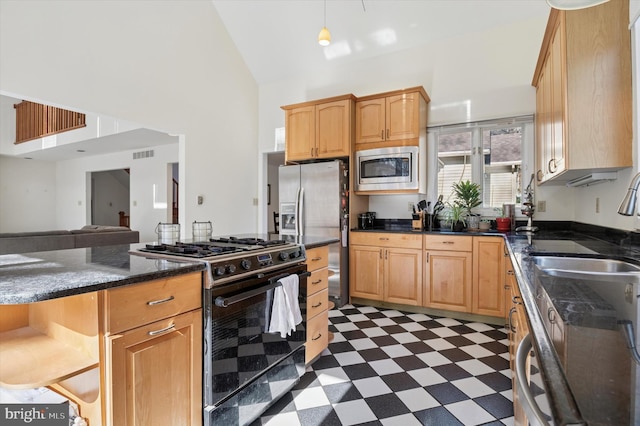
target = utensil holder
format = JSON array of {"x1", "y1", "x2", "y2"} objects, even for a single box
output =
[
  {"x1": 412, "y1": 212, "x2": 423, "y2": 231},
  {"x1": 156, "y1": 223, "x2": 180, "y2": 244},
  {"x1": 192, "y1": 221, "x2": 212, "y2": 241}
]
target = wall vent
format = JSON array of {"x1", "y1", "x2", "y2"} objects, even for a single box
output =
[{"x1": 133, "y1": 149, "x2": 154, "y2": 160}]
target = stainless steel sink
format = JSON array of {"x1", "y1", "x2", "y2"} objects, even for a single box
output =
[
  {"x1": 532, "y1": 256, "x2": 640, "y2": 273},
  {"x1": 531, "y1": 255, "x2": 640, "y2": 283}
]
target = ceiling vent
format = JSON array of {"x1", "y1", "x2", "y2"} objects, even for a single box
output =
[{"x1": 133, "y1": 150, "x2": 154, "y2": 160}]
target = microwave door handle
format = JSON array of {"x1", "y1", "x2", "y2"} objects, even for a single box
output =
[
  {"x1": 297, "y1": 187, "x2": 304, "y2": 236},
  {"x1": 516, "y1": 334, "x2": 551, "y2": 426}
]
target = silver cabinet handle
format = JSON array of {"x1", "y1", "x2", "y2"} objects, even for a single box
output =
[
  {"x1": 442, "y1": 241, "x2": 455, "y2": 244},
  {"x1": 312, "y1": 302, "x2": 322, "y2": 308},
  {"x1": 311, "y1": 257, "x2": 323, "y2": 261},
  {"x1": 536, "y1": 169, "x2": 544, "y2": 182},
  {"x1": 148, "y1": 323, "x2": 176, "y2": 336},
  {"x1": 512, "y1": 295, "x2": 522, "y2": 305},
  {"x1": 147, "y1": 295, "x2": 175, "y2": 306},
  {"x1": 516, "y1": 334, "x2": 551, "y2": 426},
  {"x1": 508, "y1": 307, "x2": 517, "y2": 333},
  {"x1": 381, "y1": 130, "x2": 384, "y2": 139},
  {"x1": 379, "y1": 237, "x2": 389, "y2": 240},
  {"x1": 312, "y1": 332, "x2": 323, "y2": 341},
  {"x1": 386, "y1": 128, "x2": 389, "y2": 139},
  {"x1": 312, "y1": 279, "x2": 323, "y2": 285},
  {"x1": 507, "y1": 270, "x2": 515, "y2": 276}
]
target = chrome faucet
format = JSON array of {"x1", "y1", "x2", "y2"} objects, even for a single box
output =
[{"x1": 617, "y1": 172, "x2": 640, "y2": 216}]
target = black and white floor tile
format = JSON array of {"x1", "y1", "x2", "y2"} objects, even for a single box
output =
[{"x1": 252, "y1": 304, "x2": 514, "y2": 426}]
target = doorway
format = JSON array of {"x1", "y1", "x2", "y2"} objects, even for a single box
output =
[
  {"x1": 266, "y1": 152, "x2": 285, "y2": 236},
  {"x1": 90, "y1": 169, "x2": 130, "y2": 226}
]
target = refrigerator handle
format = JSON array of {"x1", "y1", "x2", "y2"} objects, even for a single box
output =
[{"x1": 296, "y1": 187, "x2": 304, "y2": 236}]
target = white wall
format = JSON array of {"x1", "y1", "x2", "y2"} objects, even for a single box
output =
[
  {"x1": 0, "y1": 156, "x2": 57, "y2": 231},
  {"x1": 0, "y1": 0, "x2": 259, "y2": 238},
  {"x1": 55, "y1": 143, "x2": 177, "y2": 242}
]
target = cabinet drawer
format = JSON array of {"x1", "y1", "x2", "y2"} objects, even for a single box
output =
[
  {"x1": 306, "y1": 309, "x2": 328, "y2": 364},
  {"x1": 104, "y1": 272, "x2": 202, "y2": 334},
  {"x1": 308, "y1": 268, "x2": 329, "y2": 295},
  {"x1": 424, "y1": 235, "x2": 472, "y2": 251},
  {"x1": 350, "y1": 232, "x2": 422, "y2": 249},
  {"x1": 306, "y1": 246, "x2": 329, "y2": 271},
  {"x1": 307, "y1": 288, "x2": 328, "y2": 320}
]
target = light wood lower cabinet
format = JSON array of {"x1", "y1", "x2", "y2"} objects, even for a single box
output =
[
  {"x1": 472, "y1": 237, "x2": 506, "y2": 317},
  {"x1": 101, "y1": 272, "x2": 203, "y2": 426},
  {"x1": 106, "y1": 309, "x2": 202, "y2": 426},
  {"x1": 423, "y1": 235, "x2": 472, "y2": 312},
  {"x1": 350, "y1": 233, "x2": 422, "y2": 305},
  {"x1": 505, "y1": 262, "x2": 528, "y2": 426},
  {"x1": 305, "y1": 245, "x2": 330, "y2": 364}
]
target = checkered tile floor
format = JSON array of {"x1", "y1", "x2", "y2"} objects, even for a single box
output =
[{"x1": 252, "y1": 304, "x2": 514, "y2": 426}]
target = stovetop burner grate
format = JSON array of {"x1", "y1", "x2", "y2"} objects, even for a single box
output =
[{"x1": 139, "y1": 237, "x2": 291, "y2": 259}]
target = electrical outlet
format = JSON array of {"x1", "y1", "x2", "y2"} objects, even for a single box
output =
[
  {"x1": 537, "y1": 200, "x2": 546, "y2": 212},
  {"x1": 595, "y1": 197, "x2": 600, "y2": 213},
  {"x1": 408, "y1": 202, "x2": 414, "y2": 212}
]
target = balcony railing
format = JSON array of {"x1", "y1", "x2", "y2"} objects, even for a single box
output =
[{"x1": 14, "y1": 100, "x2": 86, "y2": 144}]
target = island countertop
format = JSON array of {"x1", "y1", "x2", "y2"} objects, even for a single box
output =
[
  {"x1": 0, "y1": 235, "x2": 340, "y2": 305},
  {"x1": 0, "y1": 243, "x2": 206, "y2": 304}
]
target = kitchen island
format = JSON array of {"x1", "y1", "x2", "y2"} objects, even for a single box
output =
[{"x1": 0, "y1": 235, "x2": 339, "y2": 425}]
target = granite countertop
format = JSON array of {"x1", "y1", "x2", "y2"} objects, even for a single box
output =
[
  {"x1": 505, "y1": 230, "x2": 640, "y2": 425},
  {"x1": 0, "y1": 235, "x2": 339, "y2": 305},
  {"x1": 0, "y1": 243, "x2": 206, "y2": 304}
]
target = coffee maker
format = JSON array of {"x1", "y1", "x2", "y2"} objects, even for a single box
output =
[{"x1": 358, "y1": 212, "x2": 376, "y2": 229}]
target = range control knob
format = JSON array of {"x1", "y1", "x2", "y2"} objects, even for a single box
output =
[
  {"x1": 226, "y1": 264, "x2": 236, "y2": 274},
  {"x1": 214, "y1": 266, "x2": 225, "y2": 276},
  {"x1": 279, "y1": 252, "x2": 289, "y2": 261},
  {"x1": 240, "y1": 259, "x2": 252, "y2": 270},
  {"x1": 289, "y1": 250, "x2": 301, "y2": 259}
]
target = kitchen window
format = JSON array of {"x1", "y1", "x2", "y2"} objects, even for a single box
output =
[{"x1": 429, "y1": 115, "x2": 533, "y2": 213}]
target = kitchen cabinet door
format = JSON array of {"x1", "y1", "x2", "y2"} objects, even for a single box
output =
[
  {"x1": 106, "y1": 309, "x2": 202, "y2": 426},
  {"x1": 386, "y1": 92, "x2": 421, "y2": 142},
  {"x1": 384, "y1": 247, "x2": 422, "y2": 306},
  {"x1": 355, "y1": 98, "x2": 386, "y2": 145},
  {"x1": 532, "y1": 2, "x2": 632, "y2": 183},
  {"x1": 316, "y1": 99, "x2": 351, "y2": 159},
  {"x1": 472, "y1": 237, "x2": 505, "y2": 317},
  {"x1": 349, "y1": 244, "x2": 384, "y2": 300},
  {"x1": 424, "y1": 250, "x2": 472, "y2": 313},
  {"x1": 285, "y1": 105, "x2": 315, "y2": 162}
]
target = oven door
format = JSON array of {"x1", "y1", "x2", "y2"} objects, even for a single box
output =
[
  {"x1": 356, "y1": 146, "x2": 419, "y2": 191},
  {"x1": 203, "y1": 264, "x2": 308, "y2": 424}
]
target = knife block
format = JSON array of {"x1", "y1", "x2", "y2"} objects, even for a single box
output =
[{"x1": 412, "y1": 212, "x2": 423, "y2": 231}]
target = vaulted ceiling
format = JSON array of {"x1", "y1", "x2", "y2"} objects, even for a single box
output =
[{"x1": 211, "y1": 0, "x2": 551, "y2": 84}]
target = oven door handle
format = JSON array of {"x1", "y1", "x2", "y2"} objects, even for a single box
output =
[
  {"x1": 214, "y1": 271, "x2": 311, "y2": 308},
  {"x1": 516, "y1": 334, "x2": 551, "y2": 426}
]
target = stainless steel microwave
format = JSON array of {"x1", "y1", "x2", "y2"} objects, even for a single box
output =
[{"x1": 355, "y1": 146, "x2": 423, "y2": 192}]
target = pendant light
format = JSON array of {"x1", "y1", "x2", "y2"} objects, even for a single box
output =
[
  {"x1": 318, "y1": 0, "x2": 331, "y2": 46},
  {"x1": 545, "y1": 0, "x2": 609, "y2": 10}
]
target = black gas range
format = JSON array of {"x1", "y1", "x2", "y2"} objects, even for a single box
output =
[{"x1": 136, "y1": 236, "x2": 306, "y2": 288}]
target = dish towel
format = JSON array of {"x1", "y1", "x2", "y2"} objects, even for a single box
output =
[{"x1": 268, "y1": 274, "x2": 302, "y2": 338}]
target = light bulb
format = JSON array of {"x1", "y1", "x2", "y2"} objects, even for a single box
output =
[{"x1": 318, "y1": 27, "x2": 331, "y2": 46}]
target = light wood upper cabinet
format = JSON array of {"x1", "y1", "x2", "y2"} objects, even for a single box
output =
[
  {"x1": 472, "y1": 237, "x2": 506, "y2": 317},
  {"x1": 355, "y1": 87, "x2": 429, "y2": 150},
  {"x1": 423, "y1": 235, "x2": 473, "y2": 313},
  {"x1": 350, "y1": 232, "x2": 422, "y2": 305},
  {"x1": 532, "y1": 1, "x2": 632, "y2": 184},
  {"x1": 283, "y1": 95, "x2": 355, "y2": 163},
  {"x1": 285, "y1": 105, "x2": 315, "y2": 162}
]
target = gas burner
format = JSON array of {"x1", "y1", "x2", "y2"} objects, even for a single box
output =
[{"x1": 210, "y1": 237, "x2": 287, "y2": 247}]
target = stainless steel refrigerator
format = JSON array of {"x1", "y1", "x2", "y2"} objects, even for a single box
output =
[{"x1": 278, "y1": 160, "x2": 349, "y2": 307}]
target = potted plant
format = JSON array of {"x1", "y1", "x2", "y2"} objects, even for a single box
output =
[
  {"x1": 452, "y1": 180, "x2": 481, "y2": 230},
  {"x1": 448, "y1": 204, "x2": 466, "y2": 232}
]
